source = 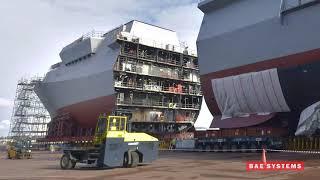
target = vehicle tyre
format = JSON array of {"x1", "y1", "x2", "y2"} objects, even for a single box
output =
[
  {"x1": 123, "y1": 152, "x2": 130, "y2": 168},
  {"x1": 130, "y1": 151, "x2": 139, "y2": 168},
  {"x1": 71, "y1": 160, "x2": 76, "y2": 168},
  {"x1": 60, "y1": 154, "x2": 73, "y2": 170}
]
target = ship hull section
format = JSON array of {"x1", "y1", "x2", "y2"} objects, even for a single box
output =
[
  {"x1": 197, "y1": 1, "x2": 320, "y2": 75},
  {"x1": 35, "y1": 69, "x2": 116, "y2": 126},
  {"x1": 201, "y1": 48, "x2": 320, "y2": 128},
  {"x1": 57, "y1": 94, "x2": 116, "y2": 127},
  {"x1": 197, "y1": 1, "x2": 320, "y2": 129}
]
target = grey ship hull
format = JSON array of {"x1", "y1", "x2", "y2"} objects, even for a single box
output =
[{"x1": 197, "y1": 0, "x2": 320, "y2": 133}]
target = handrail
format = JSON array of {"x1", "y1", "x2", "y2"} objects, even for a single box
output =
[
  {"x1": 116, "y1": 99, "x2": 200, "y2": 110},
  {"x1": 114, "y1": 63, "x2": 201, "y2": 83},
  {"x1": 82, "y1": 30, "x2": 105, "y2": 39},
  {"x1": 120, "y1": 47, "x2": 199, "y2": 70},
  {"x1": 114, "y1": 81, "x2": 202, "y2": 96},
  {"x1": 280, "y1": 0, "x2": 319, "y2": 13},
  {"x1": 117, "y1": 32, "x2": 197, "y2": 56}
]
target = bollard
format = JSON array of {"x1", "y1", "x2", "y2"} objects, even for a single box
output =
[{"x1": 262, "y1": 149, "x2": 267, "y2": 164}]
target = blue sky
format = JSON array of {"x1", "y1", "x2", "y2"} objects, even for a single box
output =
[{"x1": 0, "y1": 0, "x2": 203, "y2": 136}]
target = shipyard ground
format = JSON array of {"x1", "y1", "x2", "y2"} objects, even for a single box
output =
[{"x1": 0, "y1": 150, "x2": 320, "y2": 180}]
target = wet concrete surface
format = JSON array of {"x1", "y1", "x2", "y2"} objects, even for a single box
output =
[{"x1": 0, "y1": 150, "x2": 320, "y2": 180}]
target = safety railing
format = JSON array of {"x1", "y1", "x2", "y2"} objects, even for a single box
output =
[
  {"x1": 120, "y1": 49, "x2": 199, "y2": 76},
  {"x1": 143, "y1": 84, "x2": 162, "y2": 91},
  {"x1": 183, "y1": 76, "x2": 200, "y2": 83},
  {"x1": 114, "y1": 81, "x2": 135, "y2": 89},
  {"x1": 116, "y1": 99, "x2": 200, "y2": 110},
  {"x1": 189, "y1": 89, "x2": 203, "y2": 96},
  {"x1": 117, "y1": 32, "x2": 197, "y2": 56},
  {"x1": 182, "y1": 117, "x2": 196, "y2": 123},
  {"x1": 114, "y1": 81, "x2": 202, "y2": 96},
  {"x1": 121, "y1": 49, "x2": 137, "y2": 58},
  {"x1": 121, "y1": 48, "x2": 183, "y2": 67},
  {"x1": 280, "y1": 0, "x2": 319, "y2": 14},
  {"x1": 180, "y1": 104, "x2": 201, "y2": 110},
  {"x1": 114, "y1": 64, "x2": 188, "y2": 82},
  {"x1": 162, "y1": 86, "x2": 185, "y2": 94},
  {"x1": 183, "y1": 62, "x2": 199, "y2": 70},
  {"x1": 138, "y1": 51, "x2": 156, "y2": 61},
  {"x1": 117, "y1": 99, "x2": 143, "y2": 106},
  {"x1": 82, "y1": 30, "x2": 105, "y2": 40},
  {"x1": 117, "y1": 99, "x2": 168, "y2": 108}
]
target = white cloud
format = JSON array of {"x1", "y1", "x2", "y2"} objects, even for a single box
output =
[
  {"x1": 0, "y1": 120, "x2": 10, "y2": 137},
  {"x1": 0, "y1": 120, "x2": 10, "y2": 126},
  {"x1": 0, "y1": 98, "x2": 13, "y2": 108}
]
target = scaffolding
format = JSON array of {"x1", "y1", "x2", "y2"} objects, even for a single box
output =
[
  {"x1": 8, "y1": 77, "x2": 51, "y2": 141},
  {"x1": 114, "y1": 38, "x2": 202, "y2": 135}
]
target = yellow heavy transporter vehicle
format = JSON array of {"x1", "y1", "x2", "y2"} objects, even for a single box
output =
[
  {"x1": 60, "y1": 115, "x2": 159, "y2": 169},
  {"x1": 7, "y1": 138, "x2": 32, "y2": 159}
]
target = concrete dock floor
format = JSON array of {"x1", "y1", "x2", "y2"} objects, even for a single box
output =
[{"x1": 0, "y1": 150, "x2": 320, "y2": 180}]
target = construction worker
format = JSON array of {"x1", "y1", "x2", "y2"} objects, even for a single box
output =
[{"x1": 170, "y1": 138, "x2": 176, "y2": 149}]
